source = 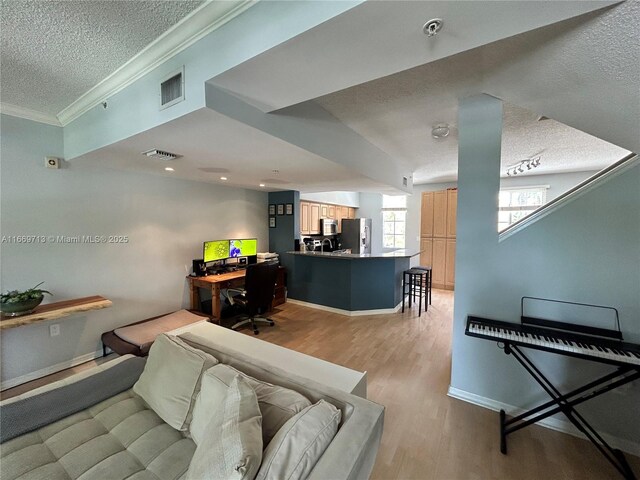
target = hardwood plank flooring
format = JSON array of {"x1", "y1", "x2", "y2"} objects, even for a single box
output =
[
  {"x1": 3, "y1": 290, "x2": 638, "y2": 479},
  {"x1": 255, "y1": 290, "x2": 639, "y2": 480}
]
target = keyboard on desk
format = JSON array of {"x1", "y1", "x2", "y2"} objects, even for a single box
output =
[{"x1": 466, "y1": 316, "x2": 640, "y2": 367}]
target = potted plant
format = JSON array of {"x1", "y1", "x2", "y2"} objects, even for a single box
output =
[{"x1": 0, "y1": 282, "x2": 52, "y2": 317}]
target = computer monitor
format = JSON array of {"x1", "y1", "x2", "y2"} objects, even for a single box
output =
[
  {"x1": 229, "y1": 238, "x2": 257, "y2": 258},
  {"x1": 203, "y1": 239, "x2": 230, "y2": 263}
]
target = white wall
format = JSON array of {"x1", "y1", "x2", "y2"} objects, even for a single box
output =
[
  {"x1": 0, "y1": 115, "x2": 268, "y2": 385},
  {"x1": 300, "y1": 191, "x2": 360, "y2": 207}
]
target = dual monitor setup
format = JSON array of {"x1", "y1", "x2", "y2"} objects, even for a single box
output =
[{"x1": 193, "y1": 238, "x2": 258, "y2": 276}]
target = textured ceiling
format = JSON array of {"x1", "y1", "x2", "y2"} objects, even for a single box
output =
[
  {"x1": 0, "y1": 0, "x2": 203, "y2": 116},
  {"x1": 315, "y1": 2, "x2": 635, "y2": 184}
]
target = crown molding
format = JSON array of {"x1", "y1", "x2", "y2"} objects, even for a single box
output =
[
  {"x1": 0, "y1": 103, "x2": 62, "y2": 127},
  {"x1": 57, "y1": 0, "x2": 257, "y2": 126}
]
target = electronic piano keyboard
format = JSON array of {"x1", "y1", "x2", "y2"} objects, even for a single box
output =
[
  {"x1": 465, "y1": 316, "x2": 640, "y2": 367},
  {"x1": 464, "y1": 298, "x2": 639, "y2": 480}
]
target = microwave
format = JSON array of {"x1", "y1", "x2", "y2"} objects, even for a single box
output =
[{"x1": 321, "y1": 219, "x2": 338, "y2": 236}]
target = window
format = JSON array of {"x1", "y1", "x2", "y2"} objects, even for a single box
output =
[
  {"x1": 382, "y1": 195, "x2": 407, "y2": 248},
  {"x1": 498, "y1": 186, "x2": 548, "y2": 231}
]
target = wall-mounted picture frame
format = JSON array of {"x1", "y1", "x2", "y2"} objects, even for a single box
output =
[
  {"x1": 285, "y1": 203, "x2": 293, "y2": 215},
  {"x1": 269, "y1": 217, "x2": 276, "y2": 228},
  {"x1": 277, "y1": 204, "x2": 285, "y2": 215},
  {"x1": 269, "y1": 204, "x2": 276, "y2": 216}
]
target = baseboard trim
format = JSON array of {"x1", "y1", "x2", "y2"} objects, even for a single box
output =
[
  {"x1": 287, "y1": 298, "x2": 402, "y2": 317},
  {"x1": 1, "y1": 349, "x2": 103, "y2": 391},
  {"x1": 447, "y1": 385, "x2": 640, "y2": 457}
]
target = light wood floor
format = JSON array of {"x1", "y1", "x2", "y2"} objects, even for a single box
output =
[{"x1": 3, "y1": 290, "x2": 638, "y2": 479}]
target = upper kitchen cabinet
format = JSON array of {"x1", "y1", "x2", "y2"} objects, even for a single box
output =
[
  {"x1": 420, "y1": 188, "x2": 457, "y2": 290},
  {"x1": 310, "y1": 204, "x2": 321, "y2": 234},
  {"x1": 421, "y1": 192, "x2": 434, "y2": 237},
  {"x1": 300, "y1": 202, "x2": 310, "y2": 234},
  {"x1": 432, "y1": 190, "x2": 448, "y2": 238},
  {"x1": 299, "y1": 200, "x2": 357, "y2": 235}
]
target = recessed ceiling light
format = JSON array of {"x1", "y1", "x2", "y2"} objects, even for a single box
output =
[
  {"x1": 220, "y1": 176, "x2": 228, "y2": 181},
  {"x1": 164, "y1": 167, "x2": 174, "y2": 172},
  {"x1": 259, "y1": 184, "x2": 265, "y2": 187},
  {"x1": 431, "y1": 123, "x2": 450, "y2": 139}
]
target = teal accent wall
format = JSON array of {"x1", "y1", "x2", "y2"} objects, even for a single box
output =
[
  {"x1": 451, "y1": 95, "x2": 640, "y2": 446},
  {"x1": 287, "y1": 254, "x2": 409, "y2": 311},
  {"x1": 268, "y1": 190, "x2": 299, "y2": 255}
]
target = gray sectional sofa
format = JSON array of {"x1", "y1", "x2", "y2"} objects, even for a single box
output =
[{"x1": 1, "y1": 330, "x2": 384, "y2": 480}]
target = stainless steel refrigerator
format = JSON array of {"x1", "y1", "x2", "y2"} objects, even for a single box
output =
[{"x1": 341, "y1": 218, "x2": 372, "y2": 254}]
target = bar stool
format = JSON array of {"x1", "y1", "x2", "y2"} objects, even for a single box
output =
[
  {"x1": 413, "y1": 266, "x2": 432, "y2": 306},
  {"x1": 402, "y1": 268, "x2": 429, "y2": 316}
]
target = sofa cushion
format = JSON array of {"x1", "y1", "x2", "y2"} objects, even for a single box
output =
[
  {"x1": 114, "y1": 310, "x2": 205, "y2": 349},
  {"x1": 190, "y1": 364, "x2": 311, "y2": 447},
  {"x1": 133, "y1": 334, "x2": 218, "y2": 431},
  {"x1": 256, "y1": 400, "x2": 341, "y2": 480},
  {"x1": 186, "y1": 376, "x2": 262, "y2": 480},
  {"x1": 0, "y1": 390, "x2": 195, "y2": 480}
]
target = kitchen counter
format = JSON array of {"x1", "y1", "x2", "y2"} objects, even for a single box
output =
[
  {"x1": 284, "y1": 250, "x2": 416, "y2": 314},
  {"x1": 287, "y1": 249, "x2": 419, "y2": 259}
]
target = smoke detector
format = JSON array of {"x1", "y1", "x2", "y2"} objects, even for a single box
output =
[
  {"x1": 142, "y1": 149, "x2": 180, "y2": 161},
  {"x1": 431, "y1": 123, "x2": 450, "y2": 139},
  {"x1": 423, "y1": 18, "x2": 443, "y2": 37}
]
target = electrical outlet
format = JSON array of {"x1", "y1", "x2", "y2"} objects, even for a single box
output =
[{"x1": 49, "y1": 324, "x2": 60, "y2": 337}]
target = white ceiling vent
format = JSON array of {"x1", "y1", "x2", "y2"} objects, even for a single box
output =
[
  {"x1": 160, "y1": 66, "x2": 185, "y2": 110},
  {"x1": 143, "y1": 149, "x2": 180, "y2": 160}
]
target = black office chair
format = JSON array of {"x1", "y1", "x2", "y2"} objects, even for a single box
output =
[{"x1": 224, "y1": 262, "x2": 278, "y2": 335}]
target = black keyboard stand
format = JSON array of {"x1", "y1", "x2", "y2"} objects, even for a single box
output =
[{"x1": 500, "y1": 343, "x2": 640, "y2": 480}]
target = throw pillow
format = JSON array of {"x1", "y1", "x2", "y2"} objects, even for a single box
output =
[
  {"x1": 190, "y1": 364, "x2": 310, "y2": 446},
  {"x1": 133, "y1": 333, "x2": 218, "y2": 431},
  {"x1": 256, "y1": 400, "x2": 341, "y2": 480},
  {"x1": 186, "y1": 376, "x2": 263, "y2": 480}
]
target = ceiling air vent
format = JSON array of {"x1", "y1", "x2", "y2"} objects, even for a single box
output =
[
  {"x1": 160, "y1": 67, "x2": 185, "y2": 110},
  {"x1": 143, "y1": 149, "x2": 180, "y2": 161}
]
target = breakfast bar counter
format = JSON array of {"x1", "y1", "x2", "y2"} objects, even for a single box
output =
[{"x1": 285, "y1": 250, "x2": 419, "y2": 314}]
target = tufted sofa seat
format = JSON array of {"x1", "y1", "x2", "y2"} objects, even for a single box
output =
[
  {"x1": 2, "y1": 323, "x2": 385, "y2": 480},
  {"x1": 1, "y1": 389, "x2": 195, "y2": 480}
]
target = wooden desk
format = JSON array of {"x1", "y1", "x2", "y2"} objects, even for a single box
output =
[
  {"x1": 186, "y1": 266, "x2": 287, "y2": 321},
  {"x1": 187, "y1": 270, "x2": 246, "y2": 321}
]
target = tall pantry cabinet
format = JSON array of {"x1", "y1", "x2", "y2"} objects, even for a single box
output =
[{"x1": 420, "y1": 189, "x2": 457, "y2": 290}]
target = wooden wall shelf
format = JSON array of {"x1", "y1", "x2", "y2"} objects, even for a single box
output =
[{"x1": 0, "y1": 296, "x2": 112, "y2": 330}]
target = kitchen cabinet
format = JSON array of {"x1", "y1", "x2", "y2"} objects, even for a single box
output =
[
  {"x1": 299, "y1": 201, "x2": 357, "y2": 236},
  {"x1": 420, "y1": 189, "x2": 457, "y2": 290},
  {"x1": 421, "y1": 192, "x2": 434, "y2": 237},
  {"x1": 321, "y1": 204, "x2": 328, "y2": 219},
  {"x1": 445, "y1": 239, "x2": 456, "y2": 288},
  {"x1": 310, "y1": 204, "x2": 321, "y2": 234},
  {"x1": 433, "y1": 191, "x2": 448, "y2": 237},
  {"x1": 300, "y1": 202, "x2": 310, "y2": 235},
  {"x1": 431, "y1": 238, "x2": 446, "y2": 287},
  {"x1": 420, "y1": 238, "x2": 433, "y2": 269}
]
